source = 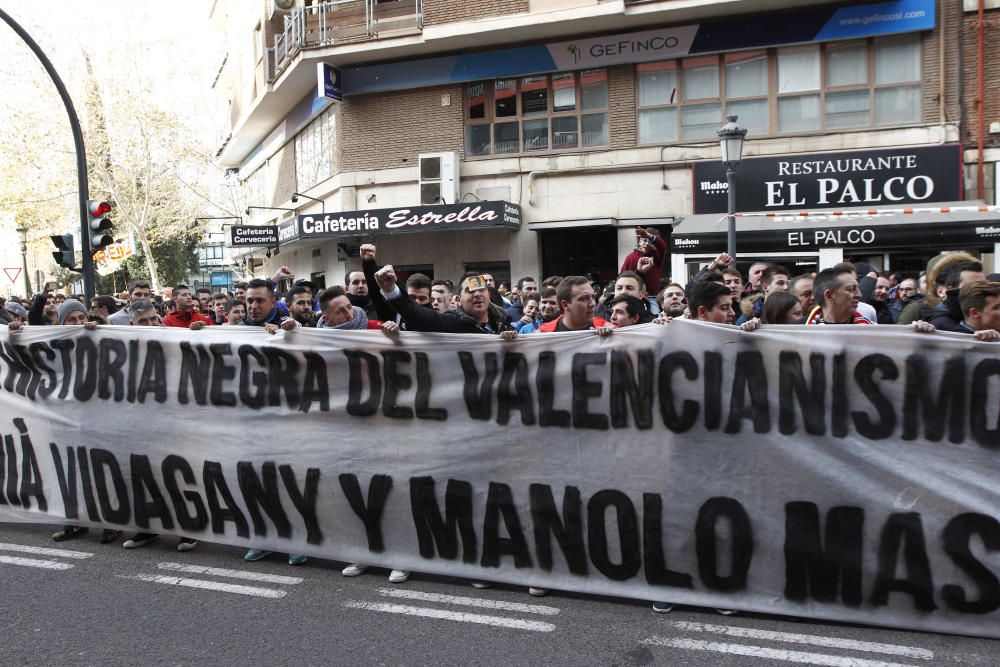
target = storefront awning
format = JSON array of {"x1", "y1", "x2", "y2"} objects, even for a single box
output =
[{"x1": 671, "y1": 203, "x2": 1000, "y2": 254}]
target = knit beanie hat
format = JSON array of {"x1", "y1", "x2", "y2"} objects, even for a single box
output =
[{"x1": 57, "y1": 299, "x2": 88, "y2": 325}]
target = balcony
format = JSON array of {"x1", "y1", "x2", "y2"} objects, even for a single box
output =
[{"x1": 268, "y1": 0, "x2": 423, "y2": 81}]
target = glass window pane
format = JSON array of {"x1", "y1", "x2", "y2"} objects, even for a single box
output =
[
  {"x1": 581, "y1": 69, "x2": 608, "y2": 110},
  {"x1": 521, "y1": 76, "x2": 548, "y2": 115},
  {"x1": 683, "y1": 61, "x2": 719, "y2": 100},
  {"x1": 681, "y1": 103, "x2": 721, "y2": 140},
  {"x1": 495, "y1": 79, "x2": 516, "y2": 117},
  {"x1": 726, "y1": 55, "x2": 767, "y2": 98},
  {"x1": 827, "y1": 42, "x2": 868, "y2": 87},
  {"x1": 875, "y1": 86, "x2": 921, "y2": 124},
  {"x1": 727, "y1": 99, "x2": 768, "y2": 135},
  {"x1": 494, "y1": 122, "x2": 519, "y2": 154},
  {"x1": 638, "y1": 68, "x2": 678, "y2": 107},
  {"x1": 552, "y1": 73, "x2": 576, "y2": 112},
  {"x1": 778, "y1": 95, "x2": 820, "y2": 132},
  {"x1": 466, "y1": 125, "x2": 491, "y2": 157},
  {"x1": 778, "y1": 47, "x2": 820, "y2": 93},
  {"x1": 523, "y1": 118, "x2": 548, "y2": 150},
  {"x1": 639, "y1": 108, "x2": 678, "y2": 143},
  {"x1": 582, "y1": 113, "x2": 608, "y2": 146},
  {"x1": 875, "y1": 34, "x2": 920, "y2": 84},
  {"x1": 825, "y1": 90, "x2": 870, "y2": 128},
  {"x1": 467, "y1": 82, "x2": 487, "y2": 119},
  {"x1": 552, "y1": 116, "x2": 579, "y2": 149}
]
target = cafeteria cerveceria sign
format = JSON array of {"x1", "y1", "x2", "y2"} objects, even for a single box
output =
[
  {"x1": 693, "y1": 145, "x2": 963, "y2": 214},
  {"x1": 295, "y1": 201, "x2": 521, "y2": 239}
]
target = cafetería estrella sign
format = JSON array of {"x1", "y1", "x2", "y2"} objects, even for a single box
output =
[
  {"x1": 693, "y1": 145, "x2": 962, "y2": 214},
  {"x1": 292, "y1": 201, "x2": 521, "y2": 240}
]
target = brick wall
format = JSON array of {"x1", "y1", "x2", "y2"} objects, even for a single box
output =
[
  {"x1": 423, "y1": 0, "x2": 528, "y2": 26},
  {"x1": 270, "y1": 143, "x2": 296, "y2": 206},
  {"x1": 960, "y1": 8, "x2": 1000, "y2": 147},
  {"x1": 336, "y1": 85, "x2": 465, "y2": 172},
  {"x1": 608, "y1": 65, "x2": 636, "y2": 150},
  {"x1": 921, "y1": 0, "x2": 962, "y2": 127}
]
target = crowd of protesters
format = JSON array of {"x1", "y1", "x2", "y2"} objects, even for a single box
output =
[{"x1": 2, "y1": 228, "x2": 999, "y2": 613}]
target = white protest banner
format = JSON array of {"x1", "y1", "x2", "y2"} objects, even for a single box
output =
[
  {"x1": 0, "y1": 321, "x2": 997, "y2": 638},
  {"x1": 93, "y1": 234, "x2": 137, "y2": 276}
]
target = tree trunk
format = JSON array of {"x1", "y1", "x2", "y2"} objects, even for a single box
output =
[{"x1": 134, "y1": 225, "x2": 161, "y2": 293}]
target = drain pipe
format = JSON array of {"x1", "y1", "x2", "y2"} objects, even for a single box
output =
[{"x1": 977, "y1": 0, "x2": 985, "y2": 200}]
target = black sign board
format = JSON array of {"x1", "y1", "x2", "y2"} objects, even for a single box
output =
[
  {"x1": 693, "y1": 144, "x2": 963, "y2": 214},
  {"x1": 672, "y1": 218, "x2": 1000, "y2": 254},
  {"x1": 229, "y1": 225, "x2": 279, "y2": 247},
  {"x1": 293, "y1": 201, "x2": 521, "y2": 240}
]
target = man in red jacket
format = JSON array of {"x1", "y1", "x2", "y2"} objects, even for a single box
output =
[
  {"x1": 620, "y1": 227, "x2": 667, "y2": 310},
  {"x1": 539, "y1": 275, "x2": 608, "y2": 332},
  {"x1": 162, "y1": 284, "x2": 213, "y2": 329}
]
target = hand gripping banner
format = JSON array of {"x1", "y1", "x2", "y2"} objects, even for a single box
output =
[{"x1": 0, "y1": 321, "x2": 997, "y2": 638}]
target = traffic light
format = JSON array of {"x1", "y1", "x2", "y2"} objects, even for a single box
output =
[
  {"x1": 88, "y1": 199, "x2": 114, "y2": 251},
  {"x1": 51, "y1": 234, "x2": 76, "y2": 269}
]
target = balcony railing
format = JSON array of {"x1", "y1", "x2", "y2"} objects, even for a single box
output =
[{"x1": 268, "y1": 0, "x2": 423, "y2": 81}]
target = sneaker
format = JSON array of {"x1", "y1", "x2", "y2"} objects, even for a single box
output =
[
  {"x1": 244, "y1": 549, "x2": 272, "y2": 562},
  {"x1": 52, "y1": 526, "x2": 87, "y2": 542},
  {"x1": 715, "y1": 608, "x2": 738, "y2": 616},
  {"x1": 652, "y1": 601, "x2": 674, "y2": 613},
  {"x1": 528, "y1": 587, "x2": 548, "y2": 597},
  {"x1": 123, "y1": 533, "x2": 159, "y2": 549},
  {"x1": 341, "y1": 563, "x2": 368, "y2": 577},
  {"x1": 99, "y1": 529, "x2": 122, "y2": 544},
  {"x1": 388, "y1": 569, "x2": 410, "y2": 583},
  {"x1": 287, "y1": 555, "x2": 308, "y2": 566},
  {"x1": 470, "y1": 581, "x2": 491, "y2": 589},
  {"x1": 177, "y1": 538, "x2": 198, "y2": 552}
]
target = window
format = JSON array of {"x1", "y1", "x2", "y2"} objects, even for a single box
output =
[
  {"x1": 464, "y1": 70, "x2": 609, "y2": 157},
  {"x1": 295, "y1": 105, "x2": 337, "y2": 191},
  {"x1": 636, "y1": 34, "x2": 922, "y2": 143}
]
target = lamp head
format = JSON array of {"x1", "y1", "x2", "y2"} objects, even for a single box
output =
[
  {"x1": 717, "y1": 114, "x2": 747, "y2": 166},
  {"x1": 291, "y1": 194, "x2": 299, "y2": 203}
]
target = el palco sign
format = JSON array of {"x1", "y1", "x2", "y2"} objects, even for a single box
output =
[
  {"x1": 693, "y1": 145, "x2": 962, "y2": 214},
  {"x1": 295, "y1": 201, "x2": 521, "y2": 239}
]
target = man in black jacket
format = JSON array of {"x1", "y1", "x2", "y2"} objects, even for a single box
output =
[{"x1": 375, "y1": 265, "x2": 515, "y2": 337}]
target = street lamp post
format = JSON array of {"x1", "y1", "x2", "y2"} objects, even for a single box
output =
[
  {"x1": 717, "y1": 115, "x2": 747, "y2": 259},
  {"x1": 15, "y1": 226, "x2": 31, "y2": 297}
]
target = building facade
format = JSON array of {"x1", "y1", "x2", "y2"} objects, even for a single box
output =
[{"x1": 210, "y1": 0, "x2": 1000, "y2": 291}]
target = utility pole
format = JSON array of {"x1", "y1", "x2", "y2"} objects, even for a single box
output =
[{"x1": 0, "y1": 9, "x2": 94, "y2": 304}]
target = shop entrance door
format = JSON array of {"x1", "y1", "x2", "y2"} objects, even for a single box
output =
[{"x1": 540, "y1": 228, "x2": 619, "y2": 284}]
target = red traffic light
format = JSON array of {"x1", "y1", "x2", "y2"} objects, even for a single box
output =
[{"x1": 88, "y1": 200, "x2": 111, "y2": 216}]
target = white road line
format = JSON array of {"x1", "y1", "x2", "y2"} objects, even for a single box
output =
[
  {"x1": 344, "y1": 600, "x2": 556, "y2": 633},
  {"x1": 643, "y1": 637, "x2": 919, "y2": 667},
  {"x1": 668, "y1": 621, "x2": 934, "y2": 660},
  {"x1": 376, "y1": 587, "x2": 560, "y2": 616},
  {"x1": 0, "y1": 542, "x2": 94, "y2": 560},
  {"x1": 0, "y1": 554, "x2": 75, "y2": 570},
  {"x1": 120, "y1": 574, "x2": 286, "y2": 599},
  {"x1": 157, "y1": 562, "x2": 304, "y2": 585}
]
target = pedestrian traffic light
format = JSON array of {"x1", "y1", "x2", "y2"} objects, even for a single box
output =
[
  {"x1": 88, "y1": 199, "x2": 114, "y2": 251},
  {"x1": 51, "y1": 234, "x2": 76, "y2": 269}
]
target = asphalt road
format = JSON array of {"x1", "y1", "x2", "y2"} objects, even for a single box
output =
[{"x1": 2, "y1": 522, "x2": 996, "y2": 666}]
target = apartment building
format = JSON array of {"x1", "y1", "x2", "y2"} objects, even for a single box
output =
[{"x1": 210, "y1": 0, "x2": 1000, "y2": 290}]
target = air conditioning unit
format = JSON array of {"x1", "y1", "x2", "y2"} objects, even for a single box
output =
[
  {"x1": 418, "y1": 152, "x2": 460, "y2": 205},
  {"x1": 269, "y1": 0, "x2": 297, "y2": 18}
]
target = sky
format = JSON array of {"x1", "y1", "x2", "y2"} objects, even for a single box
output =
[{"x1": 0, "y1": 0, "x2": 226, "y2": 152}]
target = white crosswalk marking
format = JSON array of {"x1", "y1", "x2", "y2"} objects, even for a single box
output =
[
  {"x1": 157, "y1": 562, "x2": 304, "y2": 585},
  {"x1": 644, "y1": 637, "x2": 920, "y2": 667},
  {"x1": 120, "y1": 573, "x2": 287, "y2": 598},
  {"x1": 0, "y1": 542, "x2": 94, "y2": 560},
  {"x1": 343, "y1": 600, "x2": 556, "y2": 632},
  {"x1": 0, "y1": 554, "x2": 75, "y2": 570},
  {"x1": 667, "y1": 621, "x2": 934, "y2": 660},
  {"x1": 375, "y1": 587, "x2": 560, "y2": 616}
]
